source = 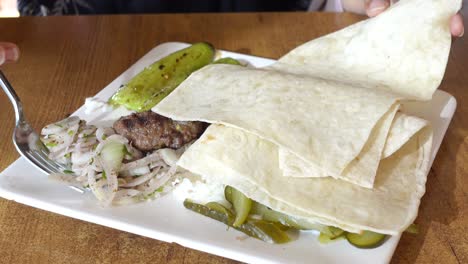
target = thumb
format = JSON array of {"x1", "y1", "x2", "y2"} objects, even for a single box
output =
[
  {"x1": 0, "y1": 42, "x2": 20, "y2": 65},
  {"x1": 365, "y1": 0, "x2": 390, "y2": 17},
  {"x1": 0, "y1": 46, "x2": 5, "y2": 66}
]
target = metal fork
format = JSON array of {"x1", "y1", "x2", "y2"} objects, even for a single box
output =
[{"x1": 0, "y1": 70, "x2": 84, "y2": 193}]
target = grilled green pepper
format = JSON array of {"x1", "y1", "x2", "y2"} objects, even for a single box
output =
[
  {"x1": 183, "y1": 199, "x2": 291, "y2": 244},
  {"x1": 109, "y1": 42, "x2": 215, "y2": 111}
]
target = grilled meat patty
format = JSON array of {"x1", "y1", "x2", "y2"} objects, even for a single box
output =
[{"x1": 113, "y1": 111, "x2": 207, "y2": 152}]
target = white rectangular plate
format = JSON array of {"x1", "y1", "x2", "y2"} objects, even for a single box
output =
[{"x1": 0, "y1": 42, "x2": 456, "y2": 264}]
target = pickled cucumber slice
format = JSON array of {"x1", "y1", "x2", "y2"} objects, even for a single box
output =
[
  {"x1": 224, "y1": 186, "x2": 252, "y2": 227},
  {"x1": 323, "y1": 226, "x2": 345, "y2": 239},
  {"x1": 206, "y1": 201, "x2": 235, "y2": 221},
  {"x1": 224, "y1": 185, "x2": 233, "y2": 202},
  {"x1": 224, "y1": 187, "x2": 347, "y2": 241},
  {"x1": 318, "y1": 232, "x2": 345, "y2": 244},
  {"x1": 251, "y1": 202, "x2": 342, "y2": 236},
  {"x1": 213, "y1": 57, "x2": 242, "y2": 66},
  {"x1": 345, "y1": 231, "x2": 387, "y2": 249},
  {"x1": 109, "y1": 42, "x2": 215, "y2": 111},
  {"x1": 183, "y1": 200, "x2": 291, "y2": 244}
]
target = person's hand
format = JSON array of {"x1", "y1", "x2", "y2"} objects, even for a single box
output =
[
  {"x1": 0, "y1": 42, "x2": 19, "y2": 65},
  {"x1": 365, "y1": 0, "x2": 464, "y2": 37}
]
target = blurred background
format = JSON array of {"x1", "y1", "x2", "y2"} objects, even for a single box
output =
[
  {"x1": 0, "y1": 0, "x2": 314, "y2": 17},
  {"x1": 0, "y1": 0, "x2": 360, "y2": 17}
]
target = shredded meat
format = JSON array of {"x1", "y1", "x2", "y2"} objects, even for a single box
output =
[{"x1": 113, "y1": 111, "x2": 207, "y2": 152}]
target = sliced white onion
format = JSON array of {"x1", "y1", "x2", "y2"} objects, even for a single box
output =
[
  {"x1": 120, "y1": 165, "x2": 151, "y2": 177},
  {"x1": 75, "y1": 138, "x2": 98, "y2": 149},
  {"x1": 48, "y1": 146, "x2": 69, "y2": 160},
  {"x1": 120, "y1": 151, "x2": 161, "y2": 171},
  {"x1": 138, "y1": 167, "x2": 176, "y2": 196},
  {"x1": 157, "y1": 148, "x2": 180, "y2": 167},
  {"x1": 125, "y1": 145, "x2": 143, "y2": 160},
  {"x1": 114, "y1": 189, "x2": 141, "y2": 199},
  {"x1": 87, "y1": 167, "x2": 106, "y2": 202},
  {"x1": 43, "y1": 116, "x2": 188, "y2": 206},
  {"x1": 100, "y1": 171, "x2": 118, "y2": 206},
  {"x1": 41, "y1": 116, "x2": 80, "y2": 135},
  {"x1": 94, "y1": 134, "x2": 128, "y2": 155},
  {"x1": 120, "y1": 167, "x2": 161, "y2": 188},
  {"x1": 112, "y1": 189, "x2": 141, "y2": 205},
  {"x1": 71, "y1": 151, "x2": 94, "y2": 166},
  {"x1": 96, "y1": 127, "x2": 115, "y2": 142},
  {"x1": 78, "y1": 127, "x2": 97, "y2": 138},
  {"x1": 49, "y1": 173, "x2": 81, "y2": 185}
]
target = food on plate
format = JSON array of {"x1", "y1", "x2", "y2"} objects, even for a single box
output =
[
  {"x1": 271, "y1": 0, "x2": 455, "y2": 101},
  {"x1": 154, "y1": 0, "x2": 459, "y2": 189},
  {"x1": 155, "y1": 66, "x2": 401, "y2": 188},
  {"x1": 41, "y1": 111, "x2": 205, "y2": 206},
  {"x1": 177, "y1": 124, "x2": 432, "y2": 234},
  {"x1": 109, "y1": 42, "x2": 215, "y2": 112},
  {"x1": 41, "y1": 115, "x2": 189, "y2": 205},
  {"x1": 41, "y1": 43, "x2": 213, "y2": 205},
  {"x1": 183, "y1": 199, "x2": 292, "y2": 244},
  {"x1": 113, "y1": 111, "x2": 207, "y2": 152},
  {"x1": 39, "y1": 0, "x2": 459, "y2": 250},
  {"x1": 345, "y1": 231, "x2": 387, "y2": 249},
  {"x1": 224, "y1": 185, "x2": 253, "y2": 227},
  {"x1": 213, "y1": 57, "x2": 242, "y2": 66},
  {"x1": 152, "y1": 0, "x2": 459, "y2": 247},
  {"x1": 187, "y1": 185, "x2": 391, "y2": 248}
]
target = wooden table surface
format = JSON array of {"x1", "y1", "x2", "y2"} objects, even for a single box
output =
[{"x1": 0, "y1": 9, "x2": 467, "y2": 264}]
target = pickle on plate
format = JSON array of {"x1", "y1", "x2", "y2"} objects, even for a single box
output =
[
  {"x1": 109, "y1": 42, "x2": 215, "y2": 112},
  {"x1": 205, "y1": 201, "x2": 235, "y2": 222},
  {"x1": 213, "y1": 57, "x2": 242, "y2": 66},
  {"x1": 183, "y1": 199, "x2": 291, "y2": 244},
  {"x1": 318, "y1": 232, "x2": 345, "y2": 244},
  {"x1": 224, "y1": 186, "x2": 252, "y2": 227},
  {"x1": 345, "y1": 231, "x2": 387, "y2": 249},
  {"x1": 251, "y1": 202, "x2": 344, "y2": 237},
  {"x1": 322, "y1": 226, "x2": 345, "y2": 239}
]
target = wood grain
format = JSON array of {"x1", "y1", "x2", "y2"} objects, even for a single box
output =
[{"x1": 0, "y1": 10, "x2": 466, "y2": 264}]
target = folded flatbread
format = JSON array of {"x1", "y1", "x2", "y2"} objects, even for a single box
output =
[
  {"x1": 279, "y1": 112, "x2": 429, "y2": 182},
  {"x1": 178, "y1": 124, "x2": 433, "y2": 235},
  {"x1": 153, "y1": 0, "x2": 459, "y2": 234},
  {"x1": 155, "y1": 66, "x2": 400, "y2": 187},
  {"x1": 155, "y1": 0, "x2": 460, "y2": 188},
  {"x1": 279, "y1": 103, "x2": 399, "y2": 187},
  {"x1": 272, "y1": 0, "x2": 458, "y2": 101}
]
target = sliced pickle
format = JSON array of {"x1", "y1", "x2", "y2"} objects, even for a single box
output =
[
  {"x1": 183, "y1": 200, "x2": 290, "y2": 244},
  {"x1": 213, "y1": 57, "x2": 242, "y2": 66},
  {"x1": 251, "y1": 202, "x2": 343, "y2": 237},
  {"x1": 224, "y1": 185, "x2": 233, "y2": 203},
  {"x1": 244, "y1": 219, "x2": 291, "y2": 244},
  {"x1": 318, "y1": 232, "x2": 342, "y2": 244},
  {"x1": 205, "y1": 202, "x2": 235, "y2": 222},
  {"x1": 345, "y1": 231, "x2": 387, "y2": 249},
  {"x1": 322, "y1": 226, "x2": 345, "y2": 239},
  {"x1": 224, "y1": 186, "x2": 252, "y2": 227}
]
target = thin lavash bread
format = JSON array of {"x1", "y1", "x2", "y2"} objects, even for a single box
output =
[
  {"x1": 154, "y1": 0, "x2": 460, "y2": 188},
  {"x1": 177, "y1": 124, "x2": 432, "y2": 235},
  {"x1": 154, "y1": 0, "x2": 460, "y2": 234}
]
